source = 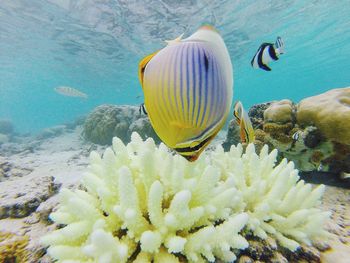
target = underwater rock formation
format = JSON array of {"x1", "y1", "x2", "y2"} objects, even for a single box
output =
[
  {"x1": 0, "y1": 174, "x2": 60, "y2": 219},
  {"x1": 83, "y1": 104, "x2": 160, "y2": 145},
  {"x1": 297, "y1": 88, "x2": 350, "y2": 145},
  {"x1": 0, "y1": 157, "x2": 33, "y2": 182},
  {"x1": 41, "y1": 133, "x2": 329, "y2": 262},
  {"x1": 224, "y1": 87, "x2": 350, "y2": 179},
  {"x1": 36, "y1": 125, "x2": 67, "y2": 140}
]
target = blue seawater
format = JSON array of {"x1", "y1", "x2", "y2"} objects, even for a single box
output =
[{"x1": 0, "y1": 0, "x2": 349, "y2": 133}]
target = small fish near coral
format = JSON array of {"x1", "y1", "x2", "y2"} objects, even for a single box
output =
[
  {"x1": 139, "y1": 25, "x2": 233, "y2": 161},
  {"x1": 233, "y1": 101, "x2": 255, "y2": 144},
  {"x1": 139, "y1": 102, "x2": 148, "y2": 116},
  {"x1": 251, "y1": 36, "x2": 285, "y2": 71},
  {"x1": 54, "y1": 86, "x2": 88, "y2": 99}
]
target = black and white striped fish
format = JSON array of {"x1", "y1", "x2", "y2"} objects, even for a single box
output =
[
  {"x1": 139, "y1": 103, "x2": 148, "y2": 116},
  {"x1": 251, "y1": 37, "x2": 284, "y2": 71}
]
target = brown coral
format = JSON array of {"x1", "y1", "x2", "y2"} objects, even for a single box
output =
[
  {"x1": 264, "y1": 99, "x2": 294, "y2": 124},
  {"x1": 310, "y1": 150, "x2": 324, "y2": 164},
  {"x1": 263, "y1": 122, "x2": 294, "y2": 144},
  {"x1": 297, "y1": 87, "x2": 350, "y2": 145}
]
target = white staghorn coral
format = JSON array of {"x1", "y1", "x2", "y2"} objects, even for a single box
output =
[
  {"x1": 211, "y1": 143, "x2": 331, "y2": 251},
  {"x1": 41, "y1": 132, "x2": 249, "y2": 262},
  {"x1": 41, "y1": 132, "x2": 330, "y2": 262}
]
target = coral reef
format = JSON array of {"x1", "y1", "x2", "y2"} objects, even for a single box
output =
[
  {"x1": 36, "y1": 125, "x2": 67, "y2": 140},
  {"x1": 41, "y1": 133, "x2": 330, "y2": 262},
  {"x1": 264, "y1": 99, "x2": 294, "y2": 124},
  {"x1": 0, "y1": 231, "x2": 30, "y2": 262},
  {"x1": 0, "y1": 174, "x2": 60, "y2": 219},
  {"x1": 0, "y1": 156, "x2": 33, "y2": 182},
  {"x1": 211, "y1": 144, "x2": 330, "y2": 251},
  {"x1": 83, "y1": 104, "x2": 160, "y2": 145},
  {"x1": 297, "y1": 88, "x2": 350, "y2": 145},
  {"x1": 225, "y1": 88, "x2": 350, "y2": 178},
  {"x1": 248, "y1": 102, "x2": 271, "y2": 129}
]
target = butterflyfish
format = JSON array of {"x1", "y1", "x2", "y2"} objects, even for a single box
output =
[
  {"x1": 139, "y1": 25, "x2": 233, "y2": 161},
  {"x1": 54, "y1": 86, "x2": 88, "y2": 99},
  {"x1": 251, "y1": 36, "x2": 285, "y2": 71},
  {"x1": 233, "y1": 101, "x2": 255, "y2": 144},
  {"x1": 139, "y1": 103, "x2": 148, "y2": 116}
]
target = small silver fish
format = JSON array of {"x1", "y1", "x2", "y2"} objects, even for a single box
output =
[{"x1": 54, "y1": 86, "x2": 88, "y2": 99}]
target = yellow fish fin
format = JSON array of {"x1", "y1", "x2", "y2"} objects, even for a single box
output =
[
  {"x1": 138, "y1": 51, "x2": 159, "y2": 89},
  {"x1": 233, "y1": 101, "x2": 242, "y2": 125},
  {"x1": 234, "y1": 101, "x2": 255, "y2": 144}
]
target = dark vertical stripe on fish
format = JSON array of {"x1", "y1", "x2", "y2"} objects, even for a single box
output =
[
  {"x1": 173, "y1": 45, "x2": 181, "y2": 120},
  {"x1": 159, "y1": 50, "x2": 171, "y2": 128},
  {"x1": 268, "y1": 45, "x2": 278, "y2": 60},
  {"x1": 191, "y1": 43, "x2": 197, "y2": 125},
  {"x1": 196, "y1": 46, "x2": 204, "y2": 126},
  {"x1": 212, "y1": 55, "x2": 220, "y2": 124},
  {"x1": 167, "y1": 46, "x2": 177, "y2": 120},
  {"x1": 200, "y1": 48, "x2": 210, "y2": 127},
  {"x1": 179, "y1": 45, "x2": 185, "y2": 122},
  {"x1": 186, "y1": 44, "x2": 191, "y2": 123},
  {"x1": 215, "y1": 56, "x2": 224, "y2": 123}
]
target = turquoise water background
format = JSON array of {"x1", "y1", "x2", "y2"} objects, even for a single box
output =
[{"x1": 0, "y1": 0, "x2": 349, "y2": 133}]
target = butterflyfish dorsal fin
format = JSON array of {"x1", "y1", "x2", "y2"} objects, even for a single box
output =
[
  {"x1": 165, "y1": 33, "x2": 184, "y2": 45},
  {"x1": 138, "y1": 51, "x2": 159, "y2": 89}
]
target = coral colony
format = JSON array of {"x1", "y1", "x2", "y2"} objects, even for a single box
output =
[{"x1": 41, "y1": 132, "x2": 330, "y2": 262}]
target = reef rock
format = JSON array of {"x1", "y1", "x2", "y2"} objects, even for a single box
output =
[
  {"x1": 83, "y1": 104, "x2": 159, "y2": 145},
  {"x1": 0, "y1": 157, "x2": 33, "y2": 182},
  {"x1": 264, "y1": 99, "x2": 294, "y2": 124},
  {"x1": 224, "y1": 88, "x2": 350, "y2": 178},
  {"x1": 248, "y1": 102, "x2": 271, "y2": 129},
  {"x1": 36, "y1": 125, "x2": 67, "y2": 140},
  {"x1": 0, "y1": 174, "x2": 60, "y2": 219},
  {"x1": 297, "y1": 88, "x2": 350, "y2": 145}
]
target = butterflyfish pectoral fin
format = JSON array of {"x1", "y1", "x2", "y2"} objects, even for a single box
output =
[
  {"x1": 138, "y1": 51, "x2": 159, "y2": 89},
  {"x1": 165, "y1": 33, "x2": 184, "y2": 45}
]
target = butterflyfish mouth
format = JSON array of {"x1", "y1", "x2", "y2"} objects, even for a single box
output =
[
  {"x1": 174, "y1": 134, "x2": 215, "y2": 162},
  {"x1": 183, "y1": 154, "x2": 199, "y2": 162}
]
